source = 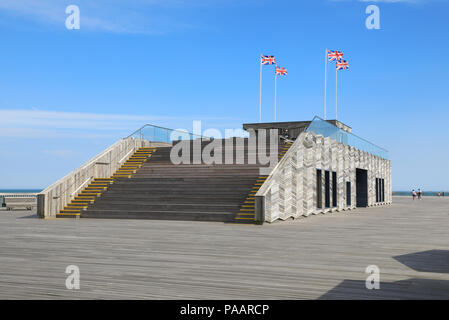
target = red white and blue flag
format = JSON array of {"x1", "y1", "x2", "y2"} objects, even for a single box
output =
[
  {"x1": 275, "y1": 66, "x2": 287, "y2": 76},
  {"x1": 328, "y1": 50, "x2": 344, "y2": 62},
  {"x1": 336, "y1": 60, "x2": 349, "y2": 70},
  {"x1": 261, "y1": 55, "x2": 276, "y2": 65}
]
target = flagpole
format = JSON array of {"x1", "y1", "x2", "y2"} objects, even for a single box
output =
[
  {"x1": 335, "y1": 65, "x2": 338, "y2": 121},
  {"x1": 274, "y1": 72, "x2": 277, "y2": 121},
  {"x1": 259, "y1": 55, "x2": 262, "y2": 123},
  {"x1": 324, "y1": 48, "x2": 327, "y2": 120}
]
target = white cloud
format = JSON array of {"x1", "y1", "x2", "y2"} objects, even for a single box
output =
[
  {"x1": 1, "y1": 109, "x2": 163, "y2": 129},
  {"x1": 0, "y1": 127, "x2": 123, "y2": 139},
  {"x1": 0, "y1": 109, "x2": 169, "y2": 138},
  {"x1": 331, "y1": 0, "x2": 428, "y2": 2},
  {"x1": 358, "y1": 0, "x2": 418, "y2": 2},
  {"x1": 0, "y1": 109, "x2": 235, "y2": 139},
  {"x1": 41, "y1": 149, "x2": 81, "y2": 157}
]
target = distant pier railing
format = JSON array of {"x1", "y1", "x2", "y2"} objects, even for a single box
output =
[
  {"x1": 1, "y1": 193, "x2": 38, "y2": 209},
  {"x1": 392, "y1": 191, "x2": 447, "y2": 197},
  {"x1": 0, "y1": 193, "x2": 38, "y2": 198}
]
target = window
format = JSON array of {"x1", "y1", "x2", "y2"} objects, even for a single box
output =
[
  {"x1": 376, "y1": 178, "x2": 385, "y2": 203},
  {"x1": 346, "y1": 181, "x2": 351, "y2": 206},
  {"x1": 316, "y1": 169, "x2": 322, "y2": 209},
  {"x1": 381, "y1": 178, "x2": 385, "y2": 202},
  {"x1": 325, "y1": 171, "x2": 330, "y2": 208},
  {"x1": 332, "y1": 171, "x2": 337, "y2": 207},
  {"x1": 376, "y1": 178, "x2": 379, "y2": 203}
]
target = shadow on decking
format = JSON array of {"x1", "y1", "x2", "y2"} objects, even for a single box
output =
[
  {"x1": 17, "y1": 213, "x2": 38, "y2": 219},
  {"x1": 393, "y1": 250, "x2": 449, "y2": 274},
  {"x1": 320, "y1": 250, "x2": 449, "y2": 299},
  {"x1": 319, "y1": 278, "x2": 449, "y2": 300}
]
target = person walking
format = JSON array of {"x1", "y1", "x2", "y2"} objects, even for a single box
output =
[
  {"x1": 412, "y1": 189, "x2": 417, "y2": 200},
  {"x1": 418, "y1": 188, "x2": 423, "y2": 200}
]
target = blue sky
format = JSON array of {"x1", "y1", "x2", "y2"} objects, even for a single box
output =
[{"x1": 0, "y1": 0, "x2": 448, "y2": 190}]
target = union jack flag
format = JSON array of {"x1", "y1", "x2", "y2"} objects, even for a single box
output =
[
  {"x1": 336, "y1": 60, "x2": 349, "y2": 70},
  {"x1": 275, "y1": 66, "x2": 287, "y2": 76},
  {"x1": 261, "y1": 55, "x2": 276, "y2": 65},
  {"x1": 328, "y1": 50, "x2": 344, "y2": 62}
]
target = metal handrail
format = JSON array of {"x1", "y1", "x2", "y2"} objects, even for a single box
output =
[{"x1": 70, "y1": 176, "x2": 94, "y2": 197}]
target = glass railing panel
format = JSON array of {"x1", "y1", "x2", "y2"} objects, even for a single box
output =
[
  {"x1": 305, "y1": 116, "x2": 388, "y2": 159},
  {"x1": 126, "y1": 124, "x2": 205, "y2": 144}
]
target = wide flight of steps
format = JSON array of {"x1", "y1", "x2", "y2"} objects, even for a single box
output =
[
  {"x1": 56, "y1": 147, "x2": 156, "y2": 218},
  {"x1": 80, "y1": 139, "x2": 293, "y2": 223}
]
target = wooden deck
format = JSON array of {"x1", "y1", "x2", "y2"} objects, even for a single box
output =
[{"x1": 1, "y1": 196, "x2": 448, "y2": 299}]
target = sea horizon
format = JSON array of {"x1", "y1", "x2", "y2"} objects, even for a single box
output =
[
  {"x1": 1, "y1": 189, "x2": 448, "y2": 196},
  {"x1": 0, "y1": 189, "x2": 43, "y2": 193}
]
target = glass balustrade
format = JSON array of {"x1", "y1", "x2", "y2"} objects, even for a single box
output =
[
  {"x1": 126, "y1": 124, "x2": 205, "y2": 143},
  {"x1": 305, "y1": 116, "x2": 388, "y2": 159}
]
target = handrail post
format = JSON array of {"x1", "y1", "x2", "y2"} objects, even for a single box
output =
[{"x1": 255, "y1": 195, "x2": 265, "y2": 225}]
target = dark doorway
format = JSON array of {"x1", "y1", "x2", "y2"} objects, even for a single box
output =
[
  {"x1": 325, "y1": 171, "x2": 330, "y2": 208},
  {"x1": 346, "y1": 182, "x2": 351, "y2": 206},
  {"x1": 375, "y1": 178, "x2": 379, "y2": 203},
  {"x1": 356, "y1": 168, "x2": 368, "y2": 207},
  {"x1": 381, "y1": 178, "x2": 385, "y2": 202},
  {"x1": 332, "y1": 172, "x2": 337, "y2": 207},
  {"x1": 316, "y1": 169, "x2": 322, "y2": 209}
]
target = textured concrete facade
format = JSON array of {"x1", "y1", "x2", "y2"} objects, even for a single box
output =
[{"x1": 257, "y1": 131, "x2": 392, "y2": 223}]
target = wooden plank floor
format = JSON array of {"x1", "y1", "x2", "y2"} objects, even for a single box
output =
[{"x1": 1, "y1": 196, "x2": 448, "y2": 299}]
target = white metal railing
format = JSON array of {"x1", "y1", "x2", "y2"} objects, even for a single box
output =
[
  {"x1": 70, "y1": 176, "x2": 94, "y2": 197},
  {"x1": 119, "y1": 148, "x2": 135, "y2": 163}
]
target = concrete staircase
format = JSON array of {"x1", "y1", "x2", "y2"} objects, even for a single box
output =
[
  {"x1": 56, "y1": 147, "x2": 156, "y2": 218},
  {"x1": 61, "y1": 139, "x2": 293, "y2": 223}
]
